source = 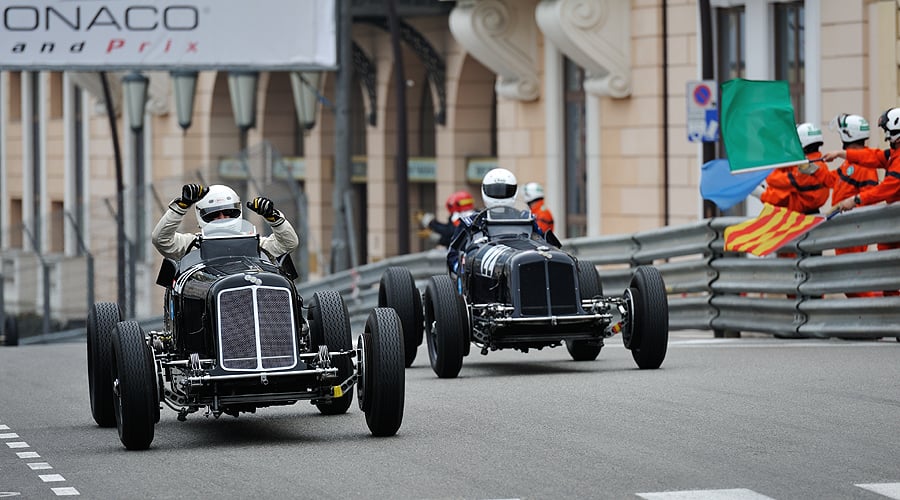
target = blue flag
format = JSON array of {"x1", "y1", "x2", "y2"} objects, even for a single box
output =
[{"x1": 700, "y1": 159, "x2": 772, "y2": 211}]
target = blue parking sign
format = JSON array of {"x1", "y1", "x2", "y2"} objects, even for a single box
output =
[{"x1": 687, "y1": 80, "x2": 719, "y2": 143}]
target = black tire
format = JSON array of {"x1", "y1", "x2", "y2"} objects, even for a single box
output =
[
  {"x1": 111, "y1": 321, "x2": 157, "y2": 450},
  {"x1": 627, "y1": 266, "x2": 669, "y2": 370},
  {"x1": 308, "y1": 290, "x2": 354, "y2": 415},
  {"x1": 3, "y1": 316, "x2": 18, "y2": 346},
  {"x1": 358, "y1": 308, "x2": 405, "y2": 437},
  {"x1": 378, "y1": 266, "x2": 424, "y2": 368},
  {"x1": 566, "y1": 261, "x2": 604, "y2": 361},
  {"x1": 87, "y1": 302, "x2": 121, "y2": 427},
  {"x1": 424, "y1": 275, "x2": 466, "y2": 378},
  {"x1": 576, "y1": 259, "x2": 603, "y2": 299}
]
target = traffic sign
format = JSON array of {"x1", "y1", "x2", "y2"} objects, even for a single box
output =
[{"x1": 687, "y1": 80, "x2": 719, "y2": 143}]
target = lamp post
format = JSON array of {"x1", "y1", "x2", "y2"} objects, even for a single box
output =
[
  {"x1": 171, "y1": 70, "x2": 198, "y2": 132},
  {"x1": 121, "y1": 71, "x2": 149, "y2": 319}
]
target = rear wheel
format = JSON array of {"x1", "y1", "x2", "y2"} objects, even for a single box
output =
[
  {"x1": 627, "y1": 266, "x2": 668, "y2": 369},
  {"x1": 378, "y1": 266, "x2": 424, "y2": 368},
  {"x1": 111, "y1": 321, "x2": 157, "y2": 450},
  {"x1": 424, "y1": 275, "x2": 466, "y2": 378},
  {"x1": 567, "y1": 261, "x2": 604, "y2": 361},
  {"x1": 87, "y1": 302, "x2": 121, "y2": 427},
  {"x1": 309, "y1": 290, "x2": 354, "y2": 415},
  {"x1": 358, "y1": 308, "x2": 405, "y2": 437}
]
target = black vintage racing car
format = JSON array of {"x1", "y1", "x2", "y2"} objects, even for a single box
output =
[
  {"x1": 87, "y1": 220, "x2": 405, "y2": 450},
  {"x1": 379, "y1": 206, "x2": 668, "y2": 378}
]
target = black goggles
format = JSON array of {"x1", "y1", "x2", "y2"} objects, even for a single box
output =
[
  {"x1": 200, "y1": 208, "x2": 241, "y2": 222},
  {"x1": 482, "y1": 183, "x2": 517, "y2": 199}
]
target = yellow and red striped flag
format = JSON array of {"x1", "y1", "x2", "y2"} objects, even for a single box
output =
[{"x1": 724, "y1": 204, "x2": 826, "y2": 256}]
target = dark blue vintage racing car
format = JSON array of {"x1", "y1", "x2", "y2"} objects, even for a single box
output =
[
  {"x1": 87, "y1": 220, "x2": 405, "y2": 449},
  {"x1": 379, "y1": 206, "x2": 668, "y2": 378}
]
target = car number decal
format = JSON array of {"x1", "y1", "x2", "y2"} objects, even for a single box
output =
[
  {"x1": 479, "y1": 245, "x2": 508, "y2": 277},
  {"x1": 173, "y1": 263, "x2": 206, "y2": 294}
]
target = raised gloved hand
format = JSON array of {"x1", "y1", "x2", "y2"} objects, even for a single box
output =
[
  {"x1": 174, "y1": 183, "x2": 208, "y2": 209},
  {"x1": 420, "y1": 212, "x2": 435, "y2": 229},
  {"x1": 247, "y1": 197, "x2": 281, "y2": 222}
]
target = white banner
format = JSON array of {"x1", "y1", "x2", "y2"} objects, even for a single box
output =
[{"x1": 0, "y1": 0, "x2": 336, "y2": 70}]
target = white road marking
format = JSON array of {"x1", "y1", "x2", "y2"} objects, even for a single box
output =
[
  {"x1": 637, "y1": 489, "x2": 775, "y2": 500},
  {"x1": 51, "y1": 487, "x2": 80, "y2": 496},
  {"x1": 2, "y1": 419, "x2": 80, "y2": 497},
  {"x1": 857, "y1": 483, "x2": 900, "y2": 499}
]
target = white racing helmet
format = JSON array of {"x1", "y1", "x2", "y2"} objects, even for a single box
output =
[
  {"x1": 481, "y1": 168, "x2": 518, "y2": 208},
  {"x1": 195, "y1": 184, "x2": 242, "y2": 229},
  {"x1": 796, "y1": 122, "x2": 824, "y2": 149},
  {"x1": 878, "y1": 107, "x2": 900, "y2": 143},
  {"x1": 522, "y1": 182, "x2": 545, "y2": 203},
  {"x1": 830, "y1": 113, "x2": 869, "y2": 144}
]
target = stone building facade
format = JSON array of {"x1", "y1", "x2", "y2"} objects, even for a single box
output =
[{"x1": 0, "y1": 0, "x2": 895, "y2": 323}]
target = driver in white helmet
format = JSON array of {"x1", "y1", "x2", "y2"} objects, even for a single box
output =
[
  {"x1": 446, "y1": 168, "x2": 540, "y2": 276},
  {"x1": 152, "y1": 183, "x2": 299, "y2": 261}
]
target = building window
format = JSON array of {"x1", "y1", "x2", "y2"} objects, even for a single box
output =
[
  {"x1": 716, "y1": 7, "x2": 745, "y2": 82},
  {"x1": 49, "y1": 72, "x2": 63, "y2": 119},
  {"x1": 50, "y1": 201, "x2": 64, "y2": 253},
  {"x1": 563, "y1": 58, "x2": 586, "y2": 238},
  {"x1": 774, "y1": 1, "x2": 804, "y2": 122},
  {"x1": 10, "y1": 199, "x2": 23, "y2": 249},
  {"x1": 8, "y1": 72, "x2": 21, "y2": 121},
  {"x1": 715, "y1": 6, "x2": 745, "y2": 160}
]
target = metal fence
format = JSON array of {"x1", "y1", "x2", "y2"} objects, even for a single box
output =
[
  {"x1": 296, "y1": 203, "x2": 900, "y2": 340},
  {"x1": 5, "y1": 200, "x2": 900, "y2": 344}
]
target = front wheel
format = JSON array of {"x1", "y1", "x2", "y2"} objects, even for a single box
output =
[
  {"x1": 308, "y1": 291, "x2": 354, "y2": 415},
  {"x1": 111, "y1": 321, "x2": 157, "y2": 450},
  {"x1": 358, "y1": 308, "x2": 405, "y2": 437},
  {"x1": 565, "y1": 339, "x2": 603, "y2": 361},
  {"x1": 626, "y1": 266, "x2": 669, "y2": 369},
  {"x1": 378, "y1": 266, "x2": 424, "y2": 368},
  {"x1": 87, "y1": 302, "x2": 121, "y2": 427},
  {"x1": 424, "y1": 275, "x2": 466, "y2": 378}
]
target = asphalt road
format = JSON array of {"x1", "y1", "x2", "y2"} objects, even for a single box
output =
[{"x1": 1, "y1": 332, "x2": 899, "y2": 500}]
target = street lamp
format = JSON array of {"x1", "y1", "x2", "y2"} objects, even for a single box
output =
[
  {"x1": 228, "y1": 71, "x2": 259, "y2": 152},
  {"x1": 290, "y1": 71, "x2": 322, "y2": 130},
  {"x1": 171, "y1": 70, "x2": 198, "y2": 132},
  {"x1": 121, "y1": 71, "x2": 149, "y2": 319}
]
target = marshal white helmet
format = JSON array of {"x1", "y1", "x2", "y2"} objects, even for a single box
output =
[
  {"x1": 796, "y1": 122, "x2": 824, "y2": 149},
  {"x1": 830, "y1": 113, "x2": 870, "y2": 144},
  {"x1": 522, "y1": 182, "x2": 545, "y2": 203},
  {"x1": 195, "y1": 184, "x2": 242, "y2": 229},
  {"x1": 878, "y1": 107, "x2": 900, "y2": 142},
  {"x1": 481, "y1": 168, "x2": 518, "y2": 208}
]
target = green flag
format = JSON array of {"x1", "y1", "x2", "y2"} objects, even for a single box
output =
[{"x1": 720, "y1": 79, "x2": 806, "y2": 173}]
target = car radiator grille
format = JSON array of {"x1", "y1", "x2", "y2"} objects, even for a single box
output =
[
  {"x1": 217, "y1": 286, "x2": 297, "y2": 371},
  {"x1": 518, "y1": 261, "x2": 578, "y2": 316}
]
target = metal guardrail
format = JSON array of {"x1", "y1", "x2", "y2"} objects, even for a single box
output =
[
  {"x1": 297, "y1": 204, "x2": 900, "y2": 340},
  {"x1": 6, "y1": 204, "x2": 900, "y2": 344}
]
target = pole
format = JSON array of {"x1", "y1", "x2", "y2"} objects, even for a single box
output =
[
  {"x1": 699, "y1": 0, "x2": 719, "y2": 219},
  {"x1": 386, "y1": 0, "x2": 410, "y2": 254},
  {"x1": 100, "y1": 72, "x2": 127, "y2": 315},
  {"x1": 331, "y1": 0, "x2": 352, "y2": 272}
]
